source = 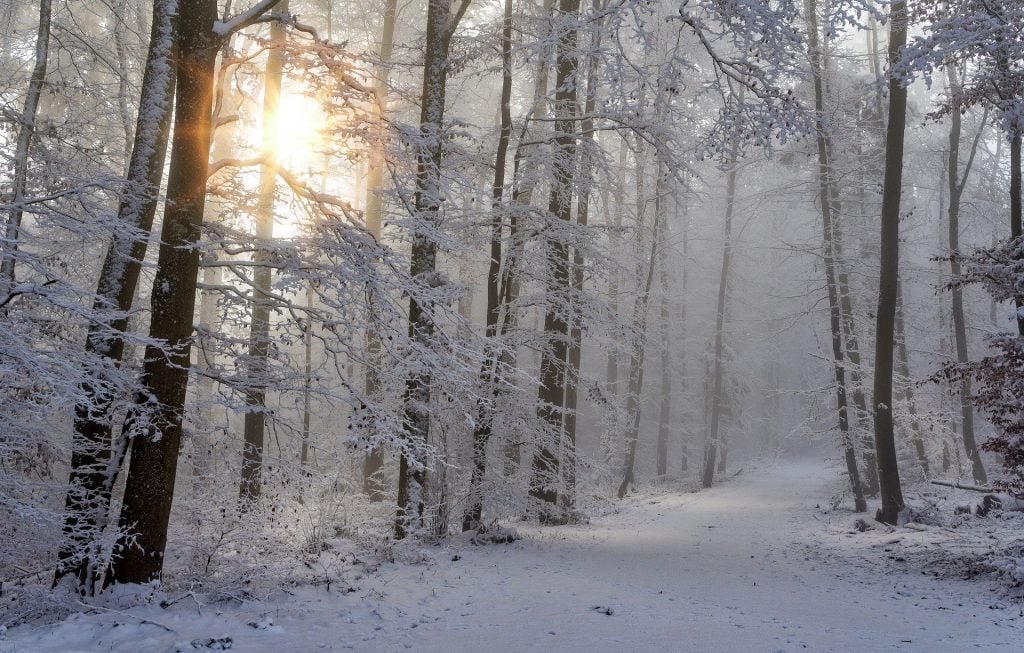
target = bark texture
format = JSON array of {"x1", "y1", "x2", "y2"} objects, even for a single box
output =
[{"x1": 871, "y1": 0, "x2": 908, "y2": 525}]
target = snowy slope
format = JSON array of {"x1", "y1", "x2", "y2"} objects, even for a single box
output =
[{"x1": 6, "y1": 459, "x2": 1022, "y2": 652}]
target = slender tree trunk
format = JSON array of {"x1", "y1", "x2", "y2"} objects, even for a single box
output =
[
  {"x1": 529, "y1": 0, "x2": 580, "y2": 522},
  {"x1": 871, "y1": 0, "x2": 908, "y2": 525},
  {"x1": 702, "y1": 154, "x2": 737, "y2": 489},
  {"x1": 395, "y1": 0, "x2": 471, "y2": 540},
  {"x1": 894, "y1": 282, "x2": 929, "y2": 476},
  {"x1": 679, "y1": 208, "x2": 690, "y2": 473},
  {"x1": 656, "y1": 246, "x2": 671, "y2": 477},
  {"x1": 1011, "y1": 130, "x2": 1023, "y2": 336},
  {"x1": 55, "y1": 0, "x2": 177, "y2": 593},
  {"x1": 462, "y1": 0, "x2": 514, "y2": 531},
  {"x1": 301, "y1": 284, "x2": 314, "y2": 467},
  {"x1": 946, "y1": 67, "x2": 987, "y2": 484},
  {"x1": 0, "y1": 0, "x2": 51, "y2": 296},
  {"x1": 805, "y1": 0, "x2": 866, "y2": 511},
  {"x1": 561, "y1": 0, "x2": 603, "y2": 511},
  {"x1": 361, "y1": 0, "x2": 399, "y2": 501},
  {"x1": 617, "y1": 180, "x2": 664, "y2": 498},
  {"x1": 607, "y1": 142, "x2": 626, "y2": 394},
  {"x1": 240, "y1": 0, "x2": 288, "y2": 504}
]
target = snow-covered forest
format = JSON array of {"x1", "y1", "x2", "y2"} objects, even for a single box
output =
[{"x1": 2, "y1": 0, "x2": 1024, "y2": 650}]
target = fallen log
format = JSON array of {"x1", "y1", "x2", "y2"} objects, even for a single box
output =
[{"x1": 930, "y1": 479, "x2": 994, "y2": 493}]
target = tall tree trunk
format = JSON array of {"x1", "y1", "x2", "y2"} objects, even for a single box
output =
[
  {"x1": 301, "y1": 284, "x2": 314, "y2": 467},
  {"x1": 606, "y1": 142, "x2": 626, "y2": 394},
  {"x1": 361, "y1": 0, "x2": 399, "y2": 501},
  {"x1": 1011, "y1": 130, "x2": 1023, "y2": 336},
  {"x1": 240, "y1": 0, "x2": 288, "y2": 504},
  {"x1": 871, "y1": 0, "x2": 908, "y2": 525},
  {"x1": 561, "y1": 0, "x2": 603, "y2": 511},
  {"x1": 395, "y1": 0, "x2": 471, "y2": 540},
  {"x1": 0, "y1": 0, "x2": 51, "y2": 296},
  {"x1": 529, "y1": 0, "x2": 580, "y2": 522},
  {"x1": 617, "y1": 178, "x2": 664, "y2": 498},
  {"x1": 894, "y1": 282, "x2": 929, "y2": 476},
  {"x1": 702, "y1": 154, "x2": 737, "y2": 489},
  {"x1": 945, "y1": 67, "x2": 987, "y2": 484},
  {"x1": 462, "y1": 0, "x2": 514, "y2": 532},
  {"x1": 55, "y1": 0, "x2": 177, "y2": 593},
  {"x1": 805, "y1": 0, "x2": 866, "y2": 511},
  {"x1": 678, "y1": 204, "x2": 690, "y2": 473},
  {"x1": 656, "y1": 245, "x2": 671, "y2": 477}
]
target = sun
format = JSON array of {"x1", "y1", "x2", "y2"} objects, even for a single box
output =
[{"x1": 264, "y1": 91, "x2": 326, "y2": 170}]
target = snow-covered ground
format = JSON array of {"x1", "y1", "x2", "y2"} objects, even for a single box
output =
[{"x1": 6, "y1": 459, "x2": 1023, "y2": 652}]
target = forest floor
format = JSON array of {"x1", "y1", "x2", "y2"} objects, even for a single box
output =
[{"x1": 6, "y1": 458, "x2": 1024, "y2": 652}]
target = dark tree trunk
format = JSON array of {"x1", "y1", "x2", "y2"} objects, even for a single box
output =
[
  {"x1": 871, "y1": 0, "x2": 908, "y2": 525},
  {"x1": 529, "y1": 0, "x2": 580, "y2": 522},
  {"x1": 395, "y1": 0, "x2": 470, "y2": 540},
  {"x1": 55, "y1": 0, "x2": 177, "y2": 593},
  {"x1": 463, "y1": 0, "x2": 514, "y2": 532}
]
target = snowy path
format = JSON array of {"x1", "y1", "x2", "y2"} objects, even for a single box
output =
[{"x1": 9, "y1": 459, "x2": 1023, "y2": 652}]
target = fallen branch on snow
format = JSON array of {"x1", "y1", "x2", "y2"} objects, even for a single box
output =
[{"x1": 930, "y1": 479, "x2": 994, "y2": 493}]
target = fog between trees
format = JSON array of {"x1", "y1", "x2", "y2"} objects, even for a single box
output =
[{"x1": 1, "y1": 0, "x2": 1022, "y2": 604}]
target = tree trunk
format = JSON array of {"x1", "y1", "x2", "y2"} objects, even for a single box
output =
[
  {"x1": 679, "y1": 196, "x2": 690, "y2": 473},
  {"x1": 107, "y1": 0, "x2": 229, "y2": 585},
  {"x1": 702, "y1": 153, "x2": 737, "y2": 489},
  {"x1": 54, "y1": 0, "x2": 177, "y2": 593},
  {"x1": 946, "y1": 67, "x2": 987, "y2": 484},
  {"x1": 617, "y1": 176, "x2": 664, "y2": 498},
  {"x1": 361, "y1": 0, "x2": 399, "y2": 501},
  {"x1": 656, "y1": 247, "x2": 671, "y2": 477},
  {"x1": 240, "y1": 0, "x2": 288, "y2": 505},
  {"x1": 805, "y1": 0, "x2": 866, "y2": 512},
  {"x1": 561, "y1": 0, "x2": 603, "y2": 511},
  {"x1": 529, "y1": 0, "x2": 580, "y2": 522},
  {"x1": 0, "y1": 0, "x2": 51, "y2": 296},
  {"x1": 894, "y1": 282, "x2": 929, "y2": 476},
  {"x1": 301, "y1": 284, "x2": 314, "y2": 467},
  {"x1": 395, "y1": 0, "x2": 470, "y2": 540},
  {"x1": 462, "y1": 0, "x2": 514, "y2": 532},
  {"x1": 606, "y1": 142, "x2": 626, "y2": 394},
  {"x1": 1011, "y1": 130, "x2": 1023, "y2": 336},
  {"x1": 871, "y1": 0, "x2": 908, "y2": 525}
]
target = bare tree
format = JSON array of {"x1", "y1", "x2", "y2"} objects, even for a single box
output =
[
  {"x1": 944, "y1": 66, "x2": 987, "y2": 484},
  {"x1": 529, "y1": 0, "x2": 581, "y2": 522},
  {"x1": 395, "y1": 0, "x2": 473, "y2": 540},
  {"x1": 872, "y1": 0, "x2": 909, "y2": 525}
]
